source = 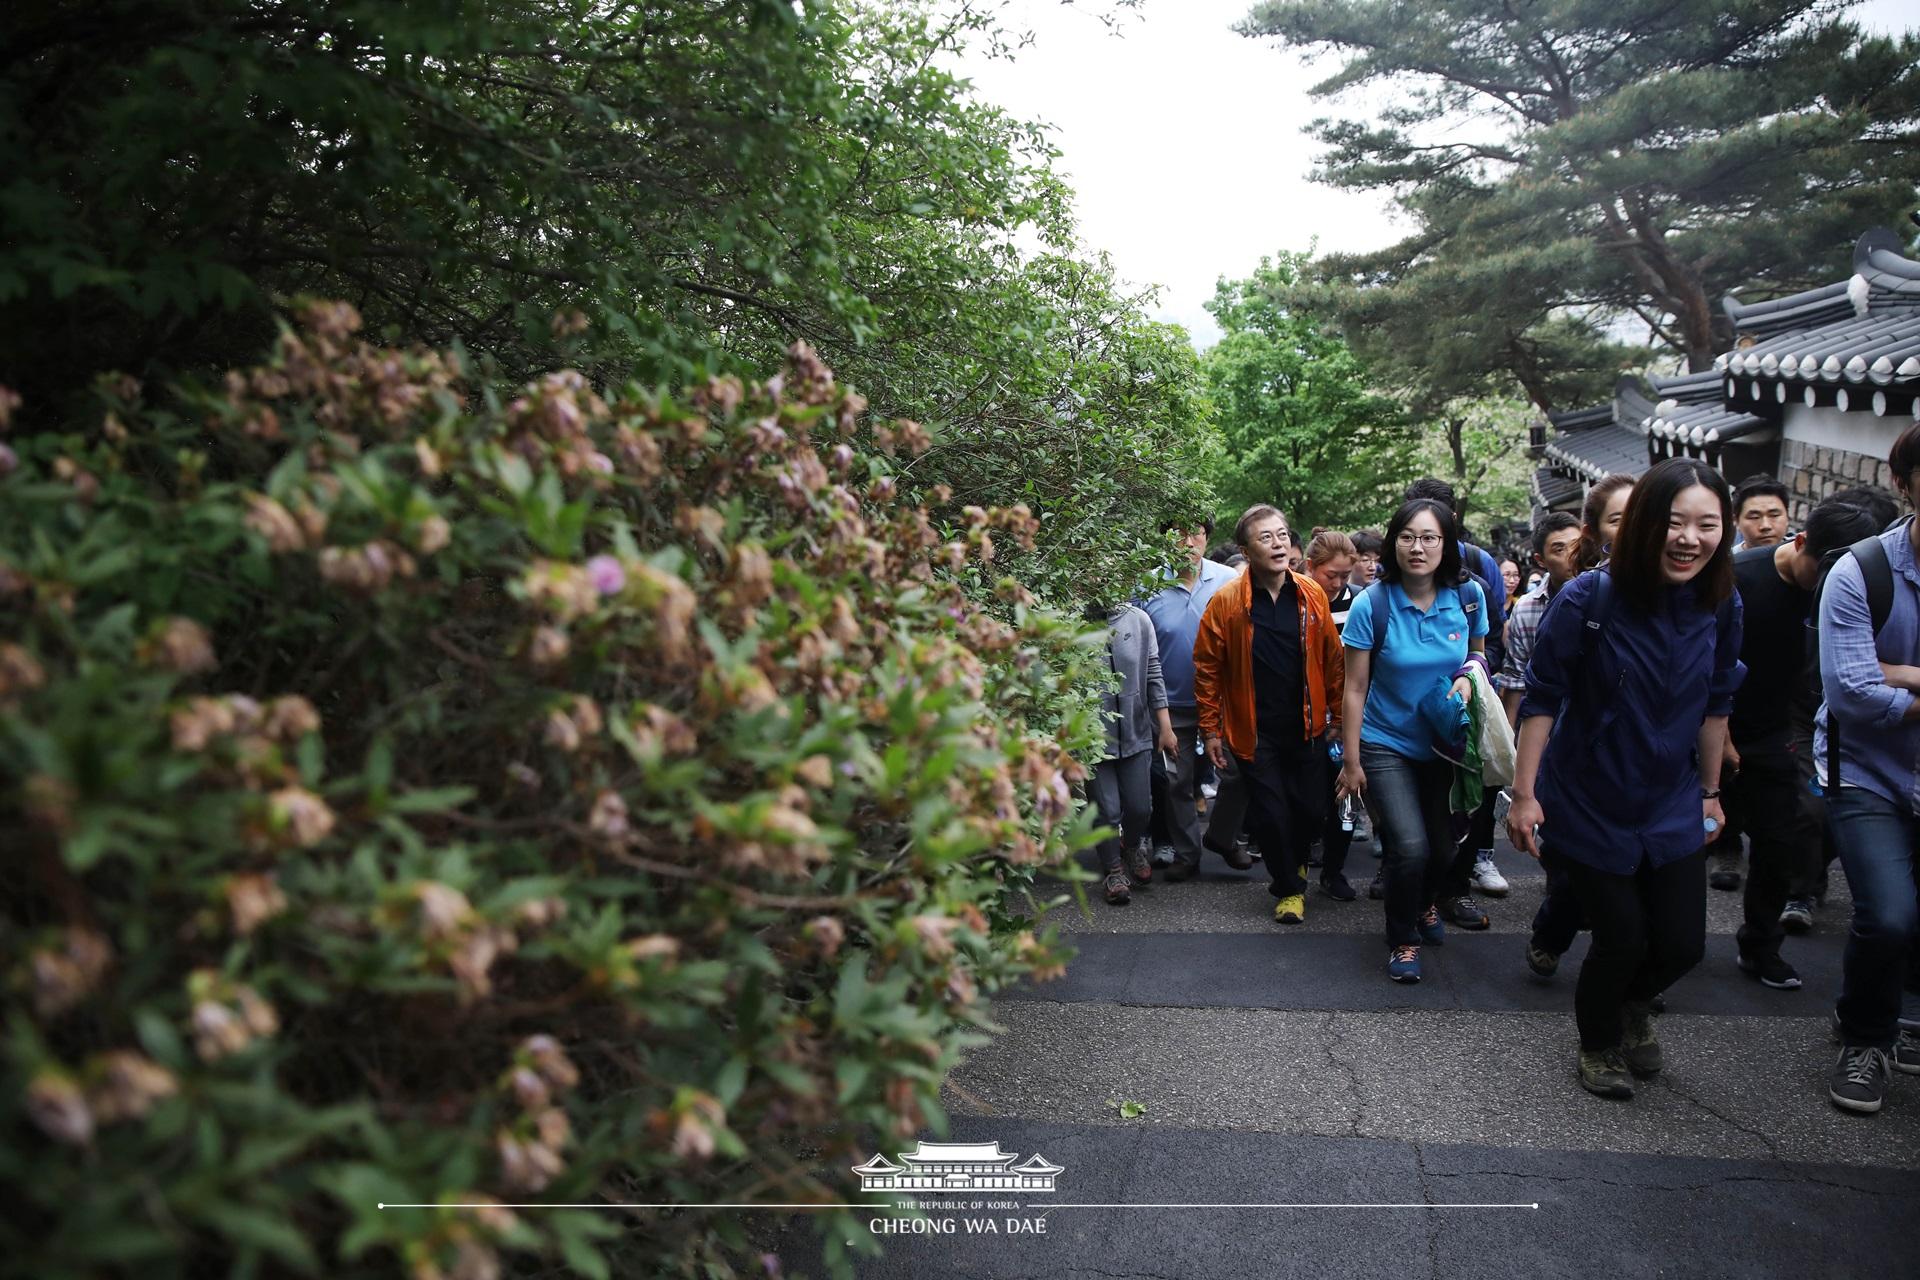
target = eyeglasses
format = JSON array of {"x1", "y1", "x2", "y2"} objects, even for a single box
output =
[
  {"x1": 1252, "y1": 530, "x2": 1290, "y2": 547},
  {"x1": 1395, "y1": 533, "x2": 1443, "y2": 549}
]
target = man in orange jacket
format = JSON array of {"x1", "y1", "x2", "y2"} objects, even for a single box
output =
[{"x1": 1194, "y1": 504, "x2": 1346, "y2": 923}]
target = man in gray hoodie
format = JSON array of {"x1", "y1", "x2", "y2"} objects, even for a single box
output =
[{"x1": 1087, "y1": 600, "x2": 1177, "y2": 904}]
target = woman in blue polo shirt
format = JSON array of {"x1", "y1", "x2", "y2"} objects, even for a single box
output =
[
  {"x1": 1506, "y1": 457, "x2": 1743, "y2": 1101},
  {"x1": 1337, "y1": 499, "x2": 1487, "y2": 984}
]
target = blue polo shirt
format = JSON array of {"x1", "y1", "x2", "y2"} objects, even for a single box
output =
[
  {"x1": 1342, "y1": 579, "x2": 1487, "y2": 759},
  {"x1": 1140, "y1": 559, "x2": 1238, "y2": 709}
]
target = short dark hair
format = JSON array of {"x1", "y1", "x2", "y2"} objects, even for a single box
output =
[
  {"x1": 1233, "y1": 503, "x2": 1287, "y2": 548},
  {"x1": 1733, "y1": 475, "x2": 1789, "y2": 515},
  {"x1": 1580, "y1": 473, "x2": 1637, "y2": 568},
  {"x1": 1828, "y1": 484, "x2": 1900, "y2": 532},
  {"x1": 1530, "y1": 511, "x2": 1581, "y2": 560},
  {"x1": 1350, "y1": 529, "x2": 1384, "y2": 557},
  {"x1": 1206, "y1": 541, "x2": 1239, "y2": 565},
  {"x1": 1403, "y1": 477, "x2": 1458, "y2": 514},
  {"x1": 1161, "y1": 516, "x2": 1215, "y2": 538},
  {"x1": 1803, "y1": 496, "x2": 1883, "y2": 561},
  {"x1": 1288, "y1": 528, "x2": 1306, "y2": 550},
  {"x1": 1378, "y1": 499, "x2": 1465, "y2": 587},
  {"x1": 1889, "y1": 423, "x2": 1920, "y2": 494},
  {"x1": 1609, "y1": 458, "x2": 1734, "y2": 614}
]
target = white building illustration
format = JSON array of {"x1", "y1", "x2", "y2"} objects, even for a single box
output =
[{"x1": 852, "y1": 1140, "x2": 1063, "y2": 1192}]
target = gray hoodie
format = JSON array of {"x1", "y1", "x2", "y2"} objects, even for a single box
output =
[{"x1": 1096, "y1": 603, "x2": 1169, "y2": 762}]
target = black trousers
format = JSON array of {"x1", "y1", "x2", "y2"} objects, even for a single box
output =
[
  {"x1": 1531, "y1": 845, "x2": 1586, "y2": 954},
  {"x1": 1564, "y1": 849, "x2": 1707, "y2": 1051},
  {"x1": 1446, "y1": 787, "x2": 1498, "y2": 896},
  {"x1": 1236, "y1": 736, "x2": 1325, "y2": 900},
  {"x1": 1723, "y1": 731, "x2": 1811, "y2": 958}
]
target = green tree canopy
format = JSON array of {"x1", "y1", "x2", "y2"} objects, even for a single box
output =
[
  {"x1": 1201, "y1": 254, "x2": 1414, "y2": 532},
  {"x1": 1241, "y1": 0, "x2": 1920, "y2": 386},
  {"x1": 1, "y1": 0, "x2": 1210, "y2": 605}
]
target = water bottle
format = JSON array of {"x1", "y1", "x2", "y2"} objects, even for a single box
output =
[
  {"x1": 1339, "y1": 793, "x2": 1355, "y2": 833},
  {"x1": 1327, "y1": 739, "x2": 1343, "y2": 765}
]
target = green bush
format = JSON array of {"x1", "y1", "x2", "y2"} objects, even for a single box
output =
[{"x1": 0, "y1": 303, "x2": 1097, "y2": 1278}]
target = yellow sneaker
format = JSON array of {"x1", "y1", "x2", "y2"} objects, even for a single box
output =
[{"x1": 1274, "y1": 894, "x2": 1305, "y2": 924}]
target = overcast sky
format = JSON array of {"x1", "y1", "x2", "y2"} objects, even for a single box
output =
[{"x1": 948, "y1": 0, "x2": 1919, "y2": 350}]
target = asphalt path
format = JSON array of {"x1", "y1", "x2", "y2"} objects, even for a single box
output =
[{"x1": 782, "y1": 825, "x2": 1918, "y2": 1277}]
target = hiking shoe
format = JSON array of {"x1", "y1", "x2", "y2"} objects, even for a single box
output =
[
  {"x1": 1223, "y1": 840, "x2": 1254, "y2": 871},
  {"x1": 1320, "y1": 873, "x2": 1357, "y2": 902},
  {"x1": 1103, "y1": 871, "x2": 1131, "y2": 905},
  {"x1": 1779, "y1": 898, "x2": 1815, "y2": 934},
  {"x1": 1162, "y1": 858, "x2": 1198, "y2": 883},
  {"x1": 1200, "y1": 782, "x2": 1218, "y2": 801},
  {"x1": 1124, "y1": 841, "x2": 1153, "y2": 885},
  {"x1": 1829, "y1": 1045, "x2": 1891, "y2": 1114},
  {"x1": 1368, "y1": 870, "x2": 1386, "y2": 899},
  {"x1": 1620, "y1": 1001, "x2": 1663, "y2": 1077},
  {"x1": 1274, "y1": 894, "x2": 1305, "y2": 924},
  {"x1": 1417, "y1": 904, "x2": 1446, "y2": 946},
  {"x1": 1387, "y1": 944, "x2": 1422, "y2": 984},
  {"x1": 1737, "y1": 950, "x2": 1802, "y2": 990},
  {"x1": 1469, "y1": 850, "x2": 1510, "y2": 896},
  {"x1": 1708, "y1": 868, "x2": 1742, "y2": 891},
  {"x1": 1152, "y1": 843, "x2": 1178, "y2": 868},
  {"x1": 1439, "y1": 895, "x2": 1490, "y2": 930},
  {"x1": 1525, "y1": 938, "x2": 1559, "y2": 979},
  {"x1": 1578, "y1": 1048, "x2": 1635, "y2": 1100},
  {"x1": 1830, "y1": 1010, "x2": 1920, "y2": 1075}
]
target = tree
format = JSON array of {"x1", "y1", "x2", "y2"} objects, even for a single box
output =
[
  {"x1": 1201, "y1": 254, "x2": 1414, "y2": 531},
  {"x1": 1241, "y1": 0, "x2": 1920, "y2": 377},
  {"x1": 0, "y1": 0, "x2": 1210, "y2": 607}
]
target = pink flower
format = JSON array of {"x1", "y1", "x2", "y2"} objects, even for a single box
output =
[{"x1": 586, "y1": 554, "x2": 625, "y2": 596}]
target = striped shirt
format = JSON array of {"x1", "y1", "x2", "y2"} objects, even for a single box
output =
[{"x1": 1495, "y1": 582, "x2": 1554, "y2": 693}]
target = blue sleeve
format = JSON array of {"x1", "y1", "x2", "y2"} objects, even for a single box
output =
[
  {"x1": 1465, "y1": 579, "x2": 1489, "y2": 639},
  {"x1": 1516, "y1": 571, "x2": 1595, "y2": 722},
  {"x1": 1343, "y1": 584, "x2": 1376, "y2": 651},
  {"x1": 1475, "y1": 547, "x2": 1506, "y2": 632},
  {"x1": 1706, "y1": 592, "x2": 1744, "y2": 717},
  {"x1": 1821, "y1": 552, "x2": 1914, "y2": 728}
]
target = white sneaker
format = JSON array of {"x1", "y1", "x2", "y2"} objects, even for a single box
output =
[
  {"x1": 1470, "y1": 849, "x2": 1510, "y2": 896},
  {"x1": 1200, "y1": 782, "x2": 1218, "y2": 800}
]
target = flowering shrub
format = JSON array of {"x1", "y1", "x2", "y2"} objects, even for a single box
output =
[{"x1": 0, "y1": 304, "x2": 1096, "y2": 1278}]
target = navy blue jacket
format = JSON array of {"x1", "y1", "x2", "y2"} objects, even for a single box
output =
[{"x1": 1517, "y1": 569, "x2": 1745, "y2": 874}]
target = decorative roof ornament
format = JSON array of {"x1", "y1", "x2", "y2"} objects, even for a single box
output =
[{"x1": 1848, "y1": 273, "x2": 1872, "y2": 318}]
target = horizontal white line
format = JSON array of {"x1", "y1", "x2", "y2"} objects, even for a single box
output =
[
  {"x1": 1030, "y1": 1203, "x2": 1539, "y2": 1209},
  {"x1": 378, "y1": 1202, "x2": 1538, "y2": 1211}
]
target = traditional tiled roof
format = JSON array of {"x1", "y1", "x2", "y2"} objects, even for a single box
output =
[
  {"x1": 900, "y1": 1141, "x2": 1013, "y2": 1165},
  {"x1": 1640, "y1": 369, "x2": 1769, "y2": 447},
  {"x1": 1717, "y1": 229, "x2": 1920, "y2": 399},
  {"x1": 1544, "y1": 421, "x2": 1647, "y2": 482},
  {"x1": 1530, "y1": 466, "x2": 1583, "y2": 509}
]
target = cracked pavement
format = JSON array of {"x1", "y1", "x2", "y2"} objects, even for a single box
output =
[{"x1": 791, "y1": 837, "x2": 1920, "y2": 1277}]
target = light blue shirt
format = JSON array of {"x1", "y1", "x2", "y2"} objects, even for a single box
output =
[
  {"x1": 1342, "y1": 579, "x2": 1487, "y2": 759},
  {"x1": 1140, "y1": 559, "x2": 1238, "y2": 709},
  {"x1": 1817, "y1": 519, "x2": 1920, "y2": 811}
]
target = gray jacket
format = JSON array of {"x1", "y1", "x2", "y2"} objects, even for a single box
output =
[{"x1": 1096, "y1": 603, "x2": 1169, "y2": 762}]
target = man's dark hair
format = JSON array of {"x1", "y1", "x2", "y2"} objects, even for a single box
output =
[
  {"x1": 1403, "y1": 477, "x2": 1459, "y2": 515},
  {"x1": 1733, "y1": 475, "x2": 1789, "y2": 514},
  {"x1": 1288, "y1": 528, "x2": 1306, "y2": 551},
  {"x1": 1161, "y1": 516, "x2": 1215, "y2": 538},
  {"x1": 1889, "y1": 423, "x2": 1920, "y2": 494},
  {"x1": 1206, "y1": 541, "x2": 1239, "y2": 565},
  {"x1": 1803, "y1": 497, "x2": 1884, "y2": 561},
  {"x1": 1530, "y1": 511, "x2": 1581, "y2": 560},
  {"x1": 1610, "y1": 458, "x2": 1735, "y2": 614},
  {"x1": 1378, "y1": 499, "x2": 1466, "y2": 587},
  {"x1": 1828, "y1": 484, "x2": 1900, "y2": 532},
  {"x1": 1350, "y1": 529, "x2": 1384, "y2": 557}
]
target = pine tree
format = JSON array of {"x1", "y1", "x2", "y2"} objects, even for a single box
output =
[{"x1": 1242, "y1": 0, "x2": 1920, "y2": 375}]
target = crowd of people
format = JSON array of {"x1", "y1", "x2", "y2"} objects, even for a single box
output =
[{"x1": 1080, "y1": 441, "x2": 1920, "y2": 1114}]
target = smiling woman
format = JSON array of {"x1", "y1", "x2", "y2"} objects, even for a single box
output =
[{"x1": 1505, "y1": 457, "x2": 1745, "y2": 1102}]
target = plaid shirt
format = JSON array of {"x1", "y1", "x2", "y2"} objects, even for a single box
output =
[{"x1": 1495, "y1": 583, "x2": 1554, "y2": 692}]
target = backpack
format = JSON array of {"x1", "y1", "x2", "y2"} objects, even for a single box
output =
[
  {"x1": 1562, "y1": 568, "x2": 1737, "y2": 724},
  {"x1": 1369, "y1": 578, "x2": 1483, "y2": 656},
  {"x1": 1805, "y1": 531, "x2": 1898, "y2": 788}
]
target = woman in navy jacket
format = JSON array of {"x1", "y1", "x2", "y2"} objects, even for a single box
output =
[{"x1": 1506, "y1": 458, "x2": 1745, "y2": 1100}]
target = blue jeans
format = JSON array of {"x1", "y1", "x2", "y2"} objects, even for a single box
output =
[
  {"x1": 1826, "y1": 786, "x2": 1920, "y2": 1048},
  {"x1": 1360, "y1": 743, "x2": 1455, "y2": 947}
]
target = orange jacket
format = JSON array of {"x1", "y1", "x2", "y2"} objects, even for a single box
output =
[{"x1": 1194, "y1": 568, "x2": 1345, "y2": 761}]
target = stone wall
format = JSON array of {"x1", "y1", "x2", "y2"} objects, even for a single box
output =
[{"x1": 1778, "y1": 438, "x2": 1895, "y2": 525}]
